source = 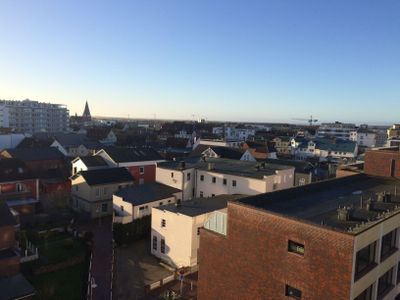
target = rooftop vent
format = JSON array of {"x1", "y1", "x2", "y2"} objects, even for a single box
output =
[
  {"x1": 337, "y1": 206, "x2": 352, "y2": 221},
  {"x1": 175, "y1": 199, "x2": 181, "y2": 207}
]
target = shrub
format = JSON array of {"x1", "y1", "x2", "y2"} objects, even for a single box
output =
[{"x1": 63, "y1": 238, "x2": 74, "y2": 250}]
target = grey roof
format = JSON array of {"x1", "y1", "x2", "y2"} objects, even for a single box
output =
[
  {"x1": 80, "y1": 155, "x2": 108, "y2": 167},
  {"x1": 52, "y1": 133, "x2": 102, "y2": 149},
  {"x1": 264, "y1": 158, "x2": 314, "y2": 173},
  {"x1": 115, "y1": 182, "x2": 181, "y2": 206},
  {"x1": 2, "y1": 147, "x2": 64, "y2": 161},
  {"x1": 0, "y1": 274, "x2": 35, "y2": 300},
  {"x1": 102, "y1": 146, "x2": 163, "y2": 163},
  {"x1": 0, "y1": 158, "x2": 35, "y2": 182},
  {"x1": 296, "y1": 138, "x2": 357, "y2": 153},
  {"x1": 0, "y1": 201, "x2": 16, "y2": 227},
  {"x1": 189, "y1": 145, "x2": 244, "y2": 160},
  {"x1": 75, "y1": 167, "x2": 133, "y2": 186},
  {"x1": 238, "y1": 175, "x2": 400, "y2": 234},
  {"x1": 156, "y1": 194, "x2": 245, "y2": 217}
]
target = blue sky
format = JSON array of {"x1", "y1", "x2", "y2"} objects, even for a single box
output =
[{"x1": 0, "y1": 1, "x2": 399, "y2": 124}]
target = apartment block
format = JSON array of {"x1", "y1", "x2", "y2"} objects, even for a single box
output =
[
  {"x1": 317, "y1": 122, "x2": 356, "y2": 140},
  {"x1": 0, "y1": 99, "x2": 69, "y2": 133},
  {"x1": 198, "y1": 175, "x2": 400, "y2": 300}
]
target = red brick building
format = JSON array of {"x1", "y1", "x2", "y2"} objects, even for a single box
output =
[
  {"x1": 198, "y1": 175, "x2": 400, "y2": 300},
  {"x1": 0, "y1": 159, "x2": 39, "y2": 215},
  {"x1": 364, "y1": 147, "x2": 400, "y2": 178},
  {"x1": 95, "y1": 147, "x2": 165, "y2": 185}
]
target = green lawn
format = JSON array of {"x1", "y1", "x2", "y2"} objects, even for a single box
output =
[{"x1": 29, "y1": 263, "x2": 87, "y2": 300}]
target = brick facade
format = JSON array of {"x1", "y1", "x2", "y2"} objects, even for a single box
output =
[
  {"x1": 364, "y1": 149, "x2": 400, "y2": 178},
  {"x1": 197, "y1": 202, "x2": 355, "y2": 300},
  {"x1": 126, "y1": 165, "x2": 156, "y2": 185}
]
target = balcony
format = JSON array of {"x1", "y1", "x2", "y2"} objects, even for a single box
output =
[{"x1": 0, "y1": 191, "x2": 32, "y2": 201}]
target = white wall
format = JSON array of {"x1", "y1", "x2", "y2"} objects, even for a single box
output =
[{"x1": 156, "y1": 167, "x2": 194, "y2": 200}]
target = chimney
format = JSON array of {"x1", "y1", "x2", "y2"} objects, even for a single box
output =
[
  {"x1": 179, "y1": 161, "x2": 186, "y2": 169},
  {"x1": 175, "y1": 199, "x2": 182, "y2": 207},
  {"x1": 337, "y1": 206, "x2": 351, "y2": 221},
  {"x1": 208, "y1": 162, "x2": 214, "y2": 171}
]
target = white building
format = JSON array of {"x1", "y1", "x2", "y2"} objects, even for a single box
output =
[
  {"x1": 212, "y1": 125, "x2": 256, "y2": 141},
  {"x1": 350, "y1": 129, "x2": 378, "y2": 148},
  {"x1": 0, "y1": 99, "x2": 69, "y2": 133},
  {"x1": 192, "y1": 138, "x2": 242, "y2": 150},
  {"x1": 156, "y1": 157, "x2": 295, "y2": 200},
  {"x1": 71, "y1": 156, "x2": 110, "y2": 175},
  {"x1": 151, "y1": 195, "x2": 243, "y2": 268},
  {"x1": 113, "y1": 182, "x2": 182, "y2": 223},
  {"x1": 316, "y1": 122, "x2": 356, "y2": 140}
]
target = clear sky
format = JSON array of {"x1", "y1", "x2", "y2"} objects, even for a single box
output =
[{"x1": 0, "y1": 1, "x2": 399, "y2": 124}]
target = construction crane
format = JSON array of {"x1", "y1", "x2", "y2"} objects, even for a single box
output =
[{"x1": 292, "y1": 115, "x2": 318, "y2": 126}]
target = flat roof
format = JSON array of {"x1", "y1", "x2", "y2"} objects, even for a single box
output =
[
  {"x1": 114, "y1": 182, "x2": 181, "y2": 206},
  {"x1": 158, "y1": 157, "x2": 294, "y2": 179},
  {"x1": 156, "y1": 194, "x2": 245, "y2": 217},
  {"x1": 238, "y1": 175, "x2": 400, "y2": 234}
]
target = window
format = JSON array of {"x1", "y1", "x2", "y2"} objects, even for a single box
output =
[
  {"x1": 120, "y1": 205, "x2": 124, "y2": 211},
  {"x1": 161, "y1": 239, "x2": 165, "y2": 254},
  {"x1": 223, "y1": 178, "x2": 227, "y2": 185},
  {"x1": 355, "y1": 285, "x2": 373, "y2": 300},
  {"x1": 152, "y1": 236, "x2": 157, "y2": 250},
  {"x1": 101, "y1": 203, "x2": 108, "y2": 212},
  {"x1": 212, "y1": 177, "x2": 216, "y2": 183},
  {"x1": 212, "y1": 194, "x2": 215, "y2": 197},
  {"x1": 200, "y1": 175, "x2": 204, "y2": 181},
  {"x1": 197, "y1": 228, "x2": 201, "y2": 235},
  {"x1": 200, "y1": 191, "x2": 203, "y2": 198},
  {"x1": 232, "y1": 180, "x2": 237, "y2": 187},
  {"x1": 139, "y1": 166, "x2": 145, "y2": 174},
  {"x1": 381, "y1": 229, "x2": 397, "y2": 261},
  {"x1": 16, "y1": 183, "x2": 24, "y2": 192},
  {"x1": 75, "y1": 185, "x2": 79, "y2": 192},
  {"x1": 187, "y1": 173, "x2": 191, "y2": 181},
  {"x1": 299, "y1": 178, "x2": 306, "y2": 186},
  {"x1": 285, "y1": 285, "x2": 301, "y2": 299},
  {"x1": 159, "y1": 202, "x2": 163, "y2": 206},
  {"x1": 139, "y1": 206, "x2": 145, "y2": 211},
  {"x1": 73, "y1": 167, "x2": 77, "y2": 174},
  {"x1": 288, "y1": 240, "x2": 304, "y2": 256},
  {"x1": 377, "y1": 267, "x2": 394, "y2": 299},
  {"x1": 161, "y1": 219, "x2": 166, "y2": 227},
  {"x1": 355, "y1": 242, "x2": 377, "y2": 280},
  {"x1": 171, "y1": 172, "x2": 174, "y2": 178},
  {"x1": 95, "y1": 188, "x2": 100, "y2": 197},
  {"x1": 103, "y1": 187, "x2": 107, "y2": 195}
]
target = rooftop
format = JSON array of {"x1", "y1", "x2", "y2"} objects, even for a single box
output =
[
  {"x1": 238, "y1": 174, "x2": 400, "y2": 235},
  {"x1": 2, "y1": 147, "x2": 64, "y2": 161},
  {"x1": 79, "y1": 155, "x2": 108, "y2": 167},
  {"x1": 0, "y1": 201, "x2": 17, "y2": 227},
  {"x1": 114, "y1": 182, "x2": 181, "y2": 206},
  {"x1": 158, "y1": 157, "x2": 293, "y2": 179},
  {"x1": 189, "y1": 144, "x2": 244, "y2": 160},
  {"x1": 73, "y1": 167, "x2": 133, "y2": 186},
  {"x1": 101, "y1": 146, "x2": 163, "y2": 163},
  {"x1": 156, "y1": 194, "x2": 244, "y2": 217},
  {"x1": 0, "y1": 274, "x2": 35, "y2": 300}
]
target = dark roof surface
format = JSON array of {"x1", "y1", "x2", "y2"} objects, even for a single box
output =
[
  {"x1": 296, "y1": 137, "x2": 357, "y2": 153},
  {"x1": 115, "y1": 182, "x2": 181, "y2": 206},
  {"x1": 0, "y1": 158, "x2": 35, "y2": 182},
  {"x1": 77, "y1": 167, "x2": 133, "y2": 186},
  {"x1": 102, "y1": 147, "x2": 163, "y2": 163},
  {"x1": 189, "y1": 145, "x2": 244, "y2": 160},
  {"x1": 238, "y1": 175, "x2": 400, "y2": 234},
  {"x1": 264, "y1": 158, "x2": 314, "y2": 173},
  {"x1": 0, "y1": 201, "x2": 16, "y2": 227},
  {"x1": 156, "y1": 194, "x2": 245, "y2": 217},
  {"x1": 80, "y1": 155, "x2": 108, "y2": 167},
  {"x1": 159, "y1": 157, "x2": 293, "y2": 179},
  {"x1": 2, "y1": 147, "x2": 64, "y2": 161},
  {"x1": 0, "y1": 274, "x2": 36, "y2": 300}
]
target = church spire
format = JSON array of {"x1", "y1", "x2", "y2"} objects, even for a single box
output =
[{"x1": 82, "y1": 100, "x2": 91, "y2": 121}]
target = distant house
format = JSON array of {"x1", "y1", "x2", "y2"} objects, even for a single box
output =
[
  {"x1": 95, "y1": 147, "x2": 165, "y2": 185},
  {"x1": 190, "y1": 145, "x2": 247, "y2": 160},
  {"x1": 50, "y1": 133, "x2": 102, "y2": 157},
  {"x1": 151, "y1": 195, "x2": 244, "y2": 268},
  {"x1": 264, "y1": 158, "x2": 315, "y2": 186},
  {"x1": 71, "y1": 155, "x2": 109, "y2": 175},
  {"x1": 0, "y1": 147, "x2": 66, "y2": 173},
  {"x1": 241, "y1": 141, "x2": 277, "y2": 160},
  {"x1": 70, "y1": 167, "x2": 134, "y2": 218},
  {"x1": 113, "y1": 182, "x2": 182, "y2": 223},
  {"x1": 291, "y1": 137, "x2": 358, "y2": 162},
  {"x1": 86, "y1": 128, "x2": 117, "y2": 145},
  {"x1": 272, "y1": 136, "x2": 292, "y2": 157},
  {"x1": 0, "y1": 159, "x2": 39, "y2": 215}
]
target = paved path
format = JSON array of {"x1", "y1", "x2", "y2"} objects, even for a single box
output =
[
  {"x1": 114, "y1": 239, "x2": 173, "y2": 300},
  {"x1": 77, "y1": 217, "x2": 113, "y2": 300}
]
